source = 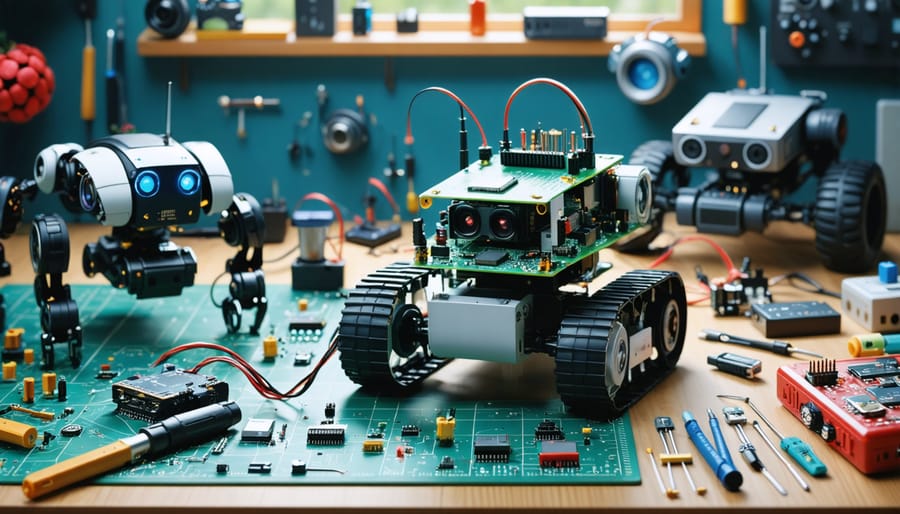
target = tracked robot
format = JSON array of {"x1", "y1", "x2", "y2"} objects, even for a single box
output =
[{"x1": 337, "y1": 79, "x2": 688, "y2": 421}]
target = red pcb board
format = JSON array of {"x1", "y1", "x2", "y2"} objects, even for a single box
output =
[{"x1": 776, "y1": 356, "x2": 900, "y2": 474}]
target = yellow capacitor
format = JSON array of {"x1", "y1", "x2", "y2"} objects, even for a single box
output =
[
  {"x1": 0, "y1": 417, "x2": 38, "y2": 449},
  {"x1": 723, "y1": 0, "x2": 747, "y2": 25},
  {"x1": 2, "y1": 361, "x2": 15, "y2": 381},
  {"x1": 23, "y1": 348, "x2": 35, "y2": 364},
  {"x1": 262, "y1": 335, "x2": 278, "y2": 359},
  {"x1": 4, "y1": 327, "x2": 23, "y2": 350},
  {"x1": 436, "y1": 416, "x2": 456, "y2": 446},
  {"x1": 23, "y1": 376, "x2": 35, "y2": 403},
  {"x1": 42, "y1": 371, "x2": 57, "y2": 397},
  {"x1": 362, "y1": 439, "x2": 385, "y2": 452},
  {"x1": 297, "y1": 298, "x2": 309, "y2": 312}
]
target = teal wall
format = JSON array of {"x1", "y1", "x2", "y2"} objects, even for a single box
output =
[{"x1": 1, "y1": 1, "x2": 898, "y2": 225}]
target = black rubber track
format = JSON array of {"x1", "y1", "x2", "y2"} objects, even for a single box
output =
[
  {"x1": 814, "y1": 160, "x2": 886, "y2": 273},
  {"x1": 338, "y1": 262, "x2": 448, "y2": 392},
  {"x1": 555, "y1": 270, "x2": 687, "y2": 421}
]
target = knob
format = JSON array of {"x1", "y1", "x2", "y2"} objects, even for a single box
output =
[{"x1": 789, "y1": 30, "x2": 807, "y2": 49}]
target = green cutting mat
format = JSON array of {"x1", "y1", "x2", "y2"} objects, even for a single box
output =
[{"x1": 0, "y1": 283, "x2": 639, "y2": 485}]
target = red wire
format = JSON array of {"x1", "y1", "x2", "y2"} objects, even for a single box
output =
[
  {"x1": 295, "y1": 192, "x2": 344, "y2": 261},
  {"x1": 405, "y1": 86, "x2": 488, "y2": 147},
  {"x1": 367, "y1": 177, "x2": 399, "y2": 214},
  {"x1": 502, "y1": 78, "x2": 593, "y2": 135},
  {"x1": 648, "y1": 235, "x2": 741, "y2": 282}
]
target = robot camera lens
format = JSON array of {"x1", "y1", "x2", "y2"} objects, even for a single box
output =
[
  {"x1": 79, "y1": 176, "x2": 99, "y2": 211},
  {"x1": 626, "y1": 58, "x2": 660, "y2": 91},
  {"x1": 134, "y1": 170, "x2": 161, "y2": 198},
  {"x1": 681, "y1": 139, "x2": 703, "y2": 160},
  {"x1": 746, "y1": 144, "x2": 768, "y2": 165},
  {"x1": 489, "y1": 208, "x2": 518, "y2": 240},
  {"x1": 176, "y1": 169, "x2": 201, "y2": 196},
  {"x1": 450, "y1": 204, "x2": 480, "y2": 238}
]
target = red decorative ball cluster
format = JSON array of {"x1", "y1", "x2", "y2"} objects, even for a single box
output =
[{"x1": 0, "y1": 43, "x2": 55, "y2": 123}]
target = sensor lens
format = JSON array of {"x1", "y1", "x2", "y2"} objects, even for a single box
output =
[
  {"x1": 177, "y1": 169, "x2": 201, "y2": 195},
  {"x1": 627, "y1": 58, "x2": 660, "y2": 91},
  {"x1": 79, "y1": 176, "x2": 99, "y2": 211},
  {"x1": 134, "y1": 170, "x2": 161, "y2": 198}
]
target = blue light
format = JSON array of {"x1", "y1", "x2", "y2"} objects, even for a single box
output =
[
  {"x1": 177, "y1": 169, "x2": 201, "y2": 195},
  {"x1": 627, "y1": 58, "x2": 660, "y2": 91},
  {"x1": 134, "y1": 170, "x2": 160, "y2": 198}
]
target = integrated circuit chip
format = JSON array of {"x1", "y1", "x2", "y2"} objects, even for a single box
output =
[
  {"x1": 539, "y1": 440, "x2": 579, "y2": 468},
  {"x1": 112, "y1": 370, "x2": 228, "y2": 421},
  {"x1": 473, "y1": 434, "x2": 511, "y2": 462},
  {"x1": 241, "y1": 418, "x2": 276, "y2": 442},
  {"x1": 475, "y1": 249, "x2": 509, "y2": 266}
]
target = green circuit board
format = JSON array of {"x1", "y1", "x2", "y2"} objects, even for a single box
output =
[{"x1": 0, "y1": 283, "x2": 639, "y2": 486}]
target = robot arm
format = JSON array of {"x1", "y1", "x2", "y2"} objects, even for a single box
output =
[{"x1": 218, "y1": 192, "x2": 267, "y2": 334}]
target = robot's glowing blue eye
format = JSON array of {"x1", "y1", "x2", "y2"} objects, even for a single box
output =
[
  {"x1": 177, "y1": 169, "x2": 201, "y2": 195},
  {"x1": 134, "y1": 170, "x2": 160, "y2": 198},
  {"x1": 627, "y1": 58, "x2": 660, "y2": 91}
]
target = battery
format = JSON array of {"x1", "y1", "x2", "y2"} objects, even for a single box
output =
[{"x1": 751, "y1": 301, "x2": 841, "y2": 338}]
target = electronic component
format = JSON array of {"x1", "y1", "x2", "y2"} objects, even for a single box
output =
[
  {"x1": 2, "y1": 361, "x2": 15, "y2": 381},
  {"x1": 112, "y1": 370, "x2": 228, "y2": 421},
  {"x1": 845, "y1": 394, "x2": 886, "y2": 418},
  {"x1": 22, "y1": 377, "x2": 34, "y2": 403},
  {"x1": 291, "y1": 209, "x2": 344, "y2": 291},
  {"x1": 523, "y1": 6, "x2": 608, "y2": 40},
  {"x1": 41, "y1": 372, "x2": 56, "y2": 396},
  {"x1": 868, "y1": 383, "x2": 900, "y2": 407},
  {"x1": 401, "y1": 424, "x2": 419, "y2": 437},
  {"x1": 2, "y1": 327, "x2": 24, "y2": 361},
  {"x1": 750, "y1": 301, "x2": 841, "y2": 338},
  {"x1": 707, "y1": 352, "x2": 762, "y2": 379},
  {"x1": 437, "y1": 456, "x2": 455, "y2": 470},
  {"x1": 307, "y1": 424, "x2": 346, "y2": 446},
  {"x1": 241, "y1": 418, "x2": 275, "y2": 443},
  {"x1": 538, "y1": 440, "x2": 579, "y2": 468},
  {"x1": 216, "y1": 463, "x2": 229, "y2": 474},
  {"x1": 248, "y1": 462, "x2": 272, "y2": 474},
  {"x1": 535, "y1": 420, "x2": 564, "y2": 441},
  {"x1": 324, "y1": 402, "x2": 336, "y2": 419},
  {"x1": 293, "y1": 352, "x2": 312, "y2": 366},
  {"x1": 805, "y1": 359, "x2": 838, "y2": 387},
  {"x1": 57, "y1": 377, "x2": 67, "y2": 402},
  {"x1": 291, "y1": 459, "x2": 308, "y2": 475},
  {"x1": 96, "y1": 364, "x2": 119, "y2": 380},
  {"x1": 288, "y1": 314, "x2": 327, "y2": 332},
  {"x1": 771, "y1": 0, "x2": 899, "y2": 68},
  {"x1": 473, "y1": 434, "x2": 511, "y2": 463},
  {"x1": 211, "y1": 436, "x2": 228, "y2": 455},
  {"x1": 60, "y1": 424, "x2": 83, "y2": 437},
  {"x1": 777, "y1": 356, "x2": 900, "y2": 473},
  {"x1": 262, "y1": 335, "x2": 278, "y2": 360},
  {"x1": 436, "y1": 412, "x2": 456, "y2": 447},
  {"x1": 0, "y1": 417, "x2": 38, "y2": 448},
  {"x1": 842, "y1": 262, "x2": 900, "y2": 333},
  {"x1": 362, "y1": 439, "x2": 384, "y2": 453},
  {"x1": 474, "y1": 250, "x2": 509, "y2": 267},
  {"x1": 848, "y1": 357, "x2": 900, "y2": 379}
]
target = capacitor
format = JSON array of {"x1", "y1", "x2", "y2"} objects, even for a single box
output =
[
  {"x1": 57, "y1": 377, "x2": 67, "y2": 402},
  {"x1": 42, "y1": 371, "x2": 57, "y2": 397},
  {"x1": 2, "y1": 361, "x2": 16, "y2": 381},
  {"x1": 4, "y1": 327, "x2": 23, "y2": 350},
  {"x1": 23, "y1": 376, "x2": 35, "y2": 403},
  {"x1": 263, "y1": 335, "x2": 278, "y2": 359},
  {"x1": 23, "y1": 348, "x2": 34, "y2": 364},
  {"x1": 0, "y1": 417, "x2": 38, "y2": 449},
  {"x1": 297, "y1": 298, "x2": 309, "y2": 312}
]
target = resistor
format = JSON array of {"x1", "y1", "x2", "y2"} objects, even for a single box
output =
[
  {"x1": 23, "y1": 376, "x2": 35, "y2": 403},
  {"x1": 520, "y1": 128, "x2": 526, "y2": 150},
  {"x1": 41, "y1": 372, "x2": 57, "y2": 397},
  {"x1": 57, "y1": 377, "x2": 67, "y2": 402},
  {"x1": 530, "y1": 130, "x2": 536, "y2": 151},
  {"x1": 0, "y1": 417, "x2": 38, "y2": 449},
  {"x1": 540, "y1": 129, "x2": 548, "y2": 152},
  {"x1": 435, "y1": 223, "x2": 448, "y2": 246},
  {"x1": 2, "y1": 361, "x2": 16, "y2": 381},
  {"x1": 570, "y1": 131, "x2": 577, "y2": 153}
]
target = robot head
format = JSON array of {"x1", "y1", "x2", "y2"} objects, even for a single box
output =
[
  {"x1": 68, "y1": 134, "x2": 233, "y2": 228},
  {"x1": 33, "y1": 143, "x2": 84, "y2": 195}
]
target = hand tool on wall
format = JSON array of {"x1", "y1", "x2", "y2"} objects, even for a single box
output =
[{"x1": 76, "y1": 0, "x2": 97, "y2": 142}]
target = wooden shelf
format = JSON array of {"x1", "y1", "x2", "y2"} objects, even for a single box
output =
[{"x1": 137, "y1": 24, "x2": 706, "y2": 58}]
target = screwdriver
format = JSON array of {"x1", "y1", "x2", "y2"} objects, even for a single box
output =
[
  {"x1": 717, "y1": 394, "x2": 827, "y2": 477},
  {"x1": 22, "y1": 401, "x2": 241, "y2": 500},
  {"x1": 699, "y1": 329, "x2": 824, "y2": 359},
  {"x1": 77, "y1": 0, "x2": 97, "y2": 142},
  {"x1": 105, "y1": 29, "x2": 121, "y2": 133}
]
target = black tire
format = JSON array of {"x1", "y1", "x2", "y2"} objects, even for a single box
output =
[
  {"x1": 814, "y1": 160, "x2": 886, "y2": 273},
  {"x1": 616, "y1": 140, "x2": 687, "y2": 253}
]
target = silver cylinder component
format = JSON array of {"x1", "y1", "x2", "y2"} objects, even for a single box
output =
[
  {"x1": 615, "y1": 164, "x2": 653, "y2": 225},
  {"x1": 299, "y1": 225, "x2": 329, "y2": 262}
]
